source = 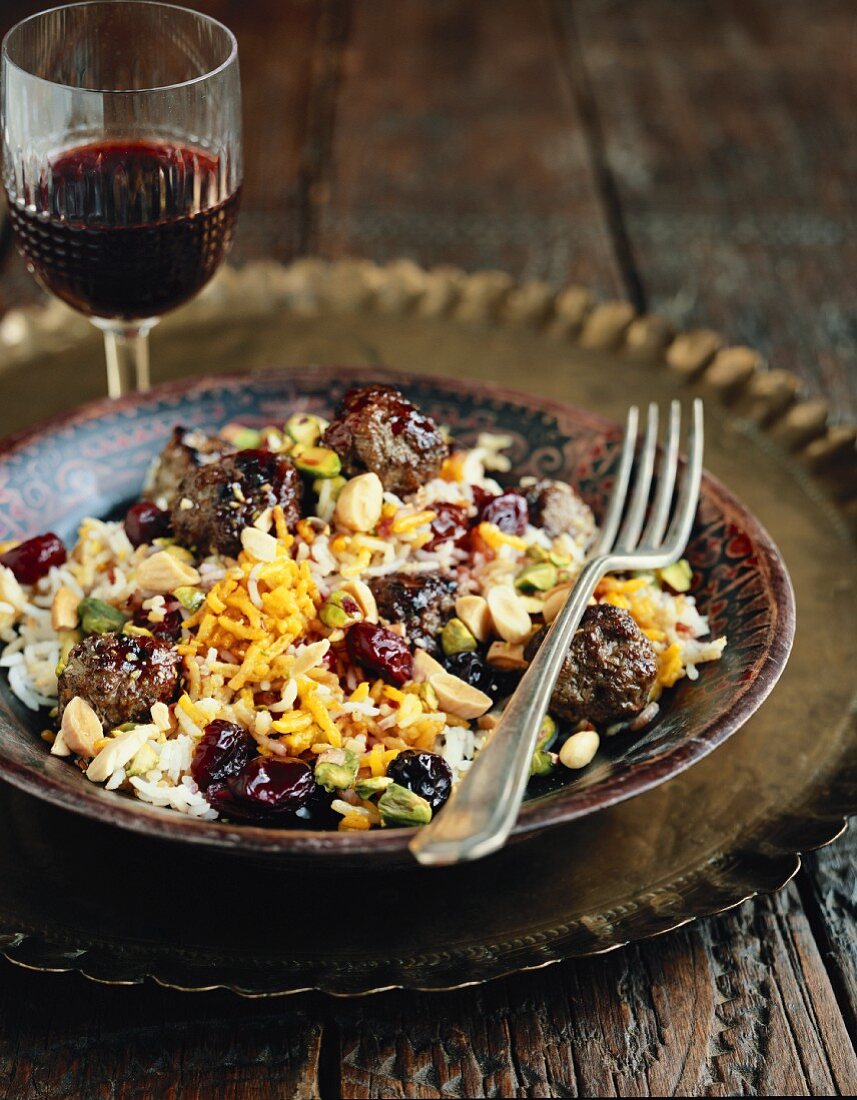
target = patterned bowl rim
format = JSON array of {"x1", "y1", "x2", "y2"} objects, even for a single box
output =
[{"x1": 0, "y1": 365, "x2": 796, "y2": 859}]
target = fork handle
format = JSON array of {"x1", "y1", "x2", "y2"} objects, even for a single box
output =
[{"x1": 409, "y1": 557, "x2": 608, "y2": 866}]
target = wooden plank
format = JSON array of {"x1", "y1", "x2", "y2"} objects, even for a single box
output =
[
  {"x1": 0, "y1": 964, "x2": 323, "y2": 1099},
  {"x1": 562, "y1": 0, "x2": 857, "y2": 417},
  {"x1": 315, "y1": 0, "x2": 622, "y2": 291},
  {"x1": 801, "y1": 828, "x2": 857, "y2": 1042},
  {"x1": 334, "y1": 885, "x2": 857, "y2": 1097}
]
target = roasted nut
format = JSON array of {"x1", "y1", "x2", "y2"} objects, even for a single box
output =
[
  {"x1": 314, "y1": 748, "x2": 360, "y2": 792},
  {"x1": 378, "y1": 782, "x2": 433, "y2": 826},
  {"x1": 355, "y1": 775, "x2": 393, "y2": 798},
  {"x1": 86, "y1": 725, "x2": 152, "y2": 783},
  {"x1": 340, "y1": 578, "x2": 378, "y2": 623},
  {"x1": 486, "y1": 641, "x2": 528, "y2": 670},
  {"x1": 455, "y1": 594, "x2": 491, "y2": 642},
  {"x1": 440, "y1": 617, "x2": 478, "y2": 657},
  {"x1": 320, "y1": 589, "x2": 363, "y2": 629},
  {"x1": 542, "y1": 583, "x2": 572, "y2": 624},
  {"x1": 412, "y1": 647, "x2": 446, "y2": 682},
  {"x1": 515, "y1": 561, "x2": 558, "y2": 592},
  {"x1": 291, "y1": 639, "x2": 331, "y2": 677},
  {"x1": 429, "y1": 671, "x2": 493, "y2": 719},
  {"x1": 334, "y1": 472, "x2": 384, "y2": 532},
  {"x1": 78, "y1": 597, "x2": 127, "y2": 636},
  {"x1": 486, "y1": 585, "x2": 532, "y2": 644},
  {"x1": 51, "y1": 585, "x2": 80, "y2": 630},
  {"x1": 240, "y1": 526, "x2": 279, "y2": 562},
  {"x1": 136, "y1": 551, "x2": 200, "y2": 593},
  {"x1": 559, "y1": 729, "x2": 600, "y2": 770},
  {"x1": 49, "y1": 728, "x2": 71, "y2": 757},
  {"x1": 60, "y1": 695, "x2": 103, "y2": 758}
]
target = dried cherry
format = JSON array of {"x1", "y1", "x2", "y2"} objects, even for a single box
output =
[
  {"x1": 124, "y1": 501, "x2": 171, "y2": 547},
  {"x1": 0, "y1": 532, "x2": 67, "y2": 584},
  {"x1": 346, "y1": 620, "x2": 413, "y2": 686}
]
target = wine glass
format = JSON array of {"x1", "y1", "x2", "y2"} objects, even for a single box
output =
[{"x1": 1, "y1": 2, "x2": 242, "y2": 397}]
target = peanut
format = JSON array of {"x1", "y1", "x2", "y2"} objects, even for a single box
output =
[
  {"x1": 60, "y1": 695, "x2": 103, "y2": 759},
  {"x1": 429, "y1": 671, "x2": 492, "y2": 719},
  {"x1": 334, "y1": 472, "x2": 384, "y2": 533},
  {"x1": 50, "y1": 585, "x2": 80, "y2": 630},
  {"x1": 135, "y1": 551, "x2": 200, "y2": 593},
  {"x1": 486, "y1": 585, "x2": 532, "y2": 644},
  {"x1": 455, "y1": 594, "x2": 492, "y2": 642},
  {"x1": 559, "y1": 729, "x2": 600, "y2": 770}
]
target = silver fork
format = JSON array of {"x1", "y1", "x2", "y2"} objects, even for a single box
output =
[{"x1": 410, "y1": 398, "x2": 704, "y2": 866}]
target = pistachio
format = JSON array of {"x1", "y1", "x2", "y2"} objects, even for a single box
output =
[
  {"x1": 378, "y1": 782, "x2": 433, "y2": 826},
  {"x1": 314, "y1": 748, "x2": 360, "y2": 792},
  {"x1": 486, "y1": 641, "x2": 528, "y2": 670},
  {"x1": 525, "y1": 545, "x2": 550, "y2": 563},
  {"x1": 542, "y1": 583, "x2": 572, "y2": 624},
  {"x1": 530, "y1": 712, "x2": 558, "y2": 776},
  {"x1": 413, "y1": 680, "x2": 439, "y2": 711},
  {"x1": 355, "y1": 775, "x2": 394, "y2": 799},
  {"x1": 240, "y1": 526, "x2": 279, "y2": 562},
  {"x1": 440, "y1": 617, "x2": 478, "y2": 657},
  {"x1": 340, "y1": 579, "x2": 378, "y2": 623},
  {"x1": 293, "y1": 446, "x2": 341, "y2": 479},
  {"x1": 549, "y1": 551, "x2": 572, "y2": 567},
  {"x1": 86, "y1": 725, "x2": 153, "y2": 783},
  {"x1": 515, "y1": 561, "x2": 558, "y2": 593},
  {"x1": 657, "y1": 559, "x2": 693, "y2": 593},
  {"x1": 221, "y1": 424, "x2": 262, "y2": 449},
  {"x1": 334, "y1": 472, "x2": 384, "y2": 533},
  {"x1": 136, "y1": 551, "x2": 201, "y2": 593},
  {"x1": 50, "y1": 585, "x2": 79, "y2": 631},
  {"x1": 486, "y1": 585, "x2": 532, "y2": 644},
  {"x1": 285, "y1": 412, "x2": 328, "y2": 447},
  {"x1": 78, "y1": 597, "x2": 127, "y2": 636},
  {"x1": 412, "y1": 647, "x2": 446, "y2": 682},
  {"x1": 174, "y1": 586, "x2": 205, "y2": 612},
  {"x1": 55, "y1": 629, "x2": 81, "y2": 676},
  {"x1": 559, "y1": 729, "x2": 600, "y2": 770},
  {"x1": 319, "y1": 589, "x2": 363, "y2": 629},
  {"x1": 60, "y1": 695, "x2": 103, "y2": 758},
  {"x1": 455, "y1": 594, "x2": 492, "y2": 643},
  {"x1": 126, "y1": 741, "x2": 160, "y2": 778},
  {"x1": 429, "y1": 671, "x2": 493, "y2": 719}
]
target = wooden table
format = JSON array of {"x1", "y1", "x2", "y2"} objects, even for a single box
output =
[{"x1": 1, "y1": 2, "x2": 855, "y2": 1095}]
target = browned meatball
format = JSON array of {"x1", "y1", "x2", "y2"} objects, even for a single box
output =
[
  {"x1": 322, "y1": 386, "x2": 448, "y2": 495},
  {"x1": 170, "y1": 449, "x2": 302, "y2": 557},
  {"x1": 58, "y1": 633, "x2": 181, "y2": 731},
  {"x1": 525, "y1": 479, "x2": 596, "y2": 540},
  {"x1": 146, "y1": 426, "x2": 231, "y2": 506},
  {"x1": 369, "y1": 572, "x2": 456, "y2": 654},
  {"x1": 525, "y1": 604, "x2": 657, "y2": 728}
]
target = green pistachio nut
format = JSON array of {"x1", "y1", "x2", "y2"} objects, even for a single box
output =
[
  {"x1": 548, "y1": 551, "x2": 572, "y2": 567},
  {"x1": 525, "y1": 545, "x2": 550, "y2": 563},
  {"x1": 126, "y1": 742, "x2": 159, "y2": 778},
  {"x1": 530, "y1": 714, "x2": 559, "y2": 776},
  {"x1": 414, "y1": 681, "x2": 439, "y2": 711},
  {"x1": 657, "y1": 559, "x2": 693, "y2": 593},
  {"x1": 314, "y1": 748, "x2": 360, "y2": 793},
  {"x1": 355, "y1": 775, "x2": 394, "y2": 799},
  {"x1": 174, "y1": 586, "x2": 205, "y2": 612},
  {"x1": 319, "y1": 589, "x2": 363, "y2": 629},
  {"x1": 515, "y1": 561, "x2": 558, "y2": 593},
  {"x1": 530, "y1": 749, "x2": 557, "y2": 777},
  {"x1": 293, "y1": 446, "x2": 342, "y2": 479},
  {"x1": 234, "y1": 427, "x2": 263, "y2": 450},
  {"x1": 78, "y1": 597, "x2": 127, "y2": 636},
  {"x1": 285, "y1": 413, "x2": 329, "y2": 447},
  {"x1": 536, "y1": 713, "x2": 558, "y2": 752},
  {"x1": 440, "y1": 617, "x2": 478, "y2": 657},
  {"x1": 55, "y1": 629, "x2": 82, "y2": 677},
  {"x1": 378, "y1": 782, "x2": 433, "y2": 827}
]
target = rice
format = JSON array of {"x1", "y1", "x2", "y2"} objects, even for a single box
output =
[{"x1": 0, "y1": 421, "x2": 726, "y2": 829}]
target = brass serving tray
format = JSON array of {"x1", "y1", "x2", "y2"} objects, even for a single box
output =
[{"x1": 0, "y1": 259, "x2": 853, "y2": 995}]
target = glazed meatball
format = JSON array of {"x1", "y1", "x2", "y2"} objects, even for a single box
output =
[
  {"x1": 525, "y1": 479, "x2": 596, "y2": 541},
  {"x1": 170, "y1": 449, "x2": 302, "y2": 557},
  {"x1": 526, "y1": 604, "x2": 657, "y2": 728},
  {"x1": 58, "y1": 633, "x2": 181, "y2": 731},
  {"x1": 369, "y1": 572, "x2": 456, "y2": 654},
  {"x1": 322, "y1": 385, "x2": 448, "y2": 495},
  {"x1": 146, "y1": 426, "x2": 231, "y2": 506}
]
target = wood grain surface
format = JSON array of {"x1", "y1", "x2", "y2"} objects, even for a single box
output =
[{"x1": 0, "y1": 1, "x2": 854, "y2": 1096}]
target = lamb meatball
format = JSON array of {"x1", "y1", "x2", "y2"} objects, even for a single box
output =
[
  {"x1": 58, "y1": 633, "x2": 181, "y2": 731},
  {"x1": 369, "y1": 572, "x2": 456, "y2": 654},
  {"x1": 146, "y1": 426, "x2": 231, "y2": 506},
  {"x1": 526, "y1": 603, "x2": 657, "y2": 728},
  {"x1": 525, "y1": 479, "x2": 596, "y2": 541},
  {"x1": 322, "y1": 385, "x2": 448, "y2": 495},
  {"x1": 170, "y1": 449, "x2": 302, "y2": 557}
]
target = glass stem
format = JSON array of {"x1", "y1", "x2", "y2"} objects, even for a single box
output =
[{"x1": 97, "y1": 321, "x2": 157, "y2": 398}]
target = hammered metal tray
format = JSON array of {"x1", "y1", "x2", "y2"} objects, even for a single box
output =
[{"x1": 0, "y1": 259, "x2": 854, "y2": 995}]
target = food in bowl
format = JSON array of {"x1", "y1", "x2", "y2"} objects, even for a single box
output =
[{"x1": 0, "y1": 385, "x2": 725, "y2": 830}]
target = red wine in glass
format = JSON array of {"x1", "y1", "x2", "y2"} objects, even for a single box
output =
[{"x1": 7, "y1": 139, "x2": 241, "y2": 321}]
